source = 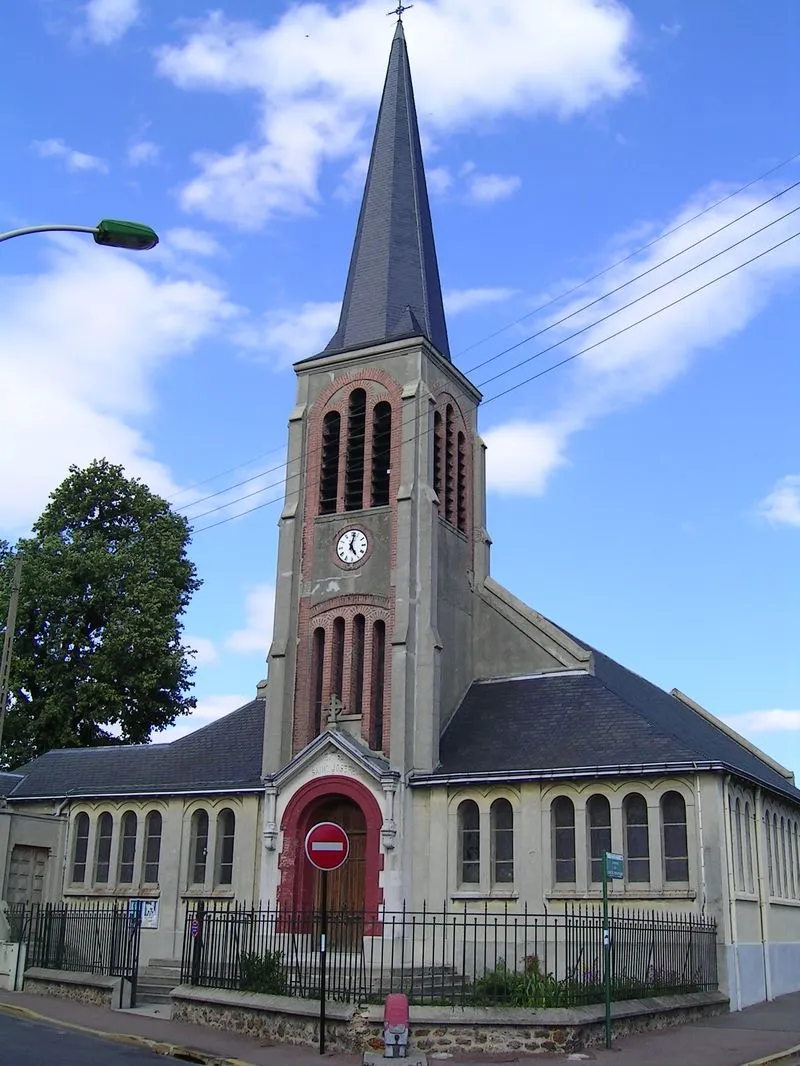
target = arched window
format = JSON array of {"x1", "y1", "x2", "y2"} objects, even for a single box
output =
[
  {"x1": 744, "y1": 802, "x2": 754, "y2": 892},
  {"x1": 215, "y1": 809, "x2": 236, "y2": 886},
  {"x1": 781, "y1": 816, "x2": 789, "y2": 898},
  {"x1": 491, "y1": 799, "x2": 514, "y2": 884},
  {"x1": 458, "y1": 800, "x2": 480, "y2": 884},
  {"x1": 445, "y1": 405, "x2": 455, "y2": 523},
  {"x1": 71, "y1": 813, "x2": 90, "y2": 884},
  {"x1": 433, "y1": 410, "x2": 443, "y2": 509},
  {"x1": 345, "y1": 388, "x2": 367, "y2": 511},
  {"x1": 370, "y1": 619, "x2": 386, "y2": 751},
  {"x1": 331, "y1": 617, "x2": 345, "y2": 703},
  {"x1": 190, "y1": 809, "x2": 209, "y2": 886},
  {"x1": 624, "y1": 793, "x2": 650, "y2": 883},
  {"x1": 118, "y1": 811, "x2": 138, "y2": 884},
  {"x1": 552, "y1": 797, "x2": 576, "y2": 883},
  {"x1": 773, "y1": 814, "x2": 781, "y2": 896},
  {"x1": 319, "y1": 411, "x2": 341, "y2": 515},
  {"x1": 371, "y1": 402, "x2": 392, "y2": 507},
  {"x1": 143, "y1": 811, "x2": 162, "y2": 884},
  {"x1": 94, "y1": 812, "x2": 113, "y2": 884},
  {"x1": 766, "y1": 809, "x2": 775, "y2": 894},
  {"x1": 456, "y1": 431, "x2": 467, "y2": 533},
  {"x1": 734, "y1": 799, "x2": 744, "y2": 890},
  {"x1": 350, "y1": 614, "x2": 366, "y2": 718},
  {"x1": 588, "y1": 795, "x2": 611, "y2": 883},
  {"x1": 661, "y1": 791, "x2": 689, "y2": 882},
  {"x1": 311, "y1": 627, "x2": 325, "y2": 737}
]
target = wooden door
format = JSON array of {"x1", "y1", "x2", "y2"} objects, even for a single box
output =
[
  {"x1": 311, "y1": 798, "x2": 366, "y2": 950},
  {"x1": 6, "y1": 845, "x2": 49, "y2": 905}
]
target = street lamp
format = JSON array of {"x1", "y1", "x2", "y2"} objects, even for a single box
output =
[{"x1": 0, "y1": 218, "x2": 159, "y2": 251}]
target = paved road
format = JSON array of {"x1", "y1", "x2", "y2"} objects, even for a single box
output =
[{"x1": 0, "y1": 1011, "x2": 174, "y2": 1066}]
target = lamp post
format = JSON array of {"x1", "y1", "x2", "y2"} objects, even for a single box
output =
[{"x1": 0, "y1": 218, "x2": 159, "y2": 251}]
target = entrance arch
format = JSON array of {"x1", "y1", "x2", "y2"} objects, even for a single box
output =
[{"x1": 277, "y1": 775, "x2": 384, "y2": 931}]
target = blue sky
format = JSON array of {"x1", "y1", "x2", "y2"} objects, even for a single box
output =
[{"x1": 1, "y1": 0, "x2": 799, "y2": 777}]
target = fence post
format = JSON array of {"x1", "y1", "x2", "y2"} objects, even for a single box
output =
[{"x1": 191, "y1": 900, "x2": 205, "y2": 986}]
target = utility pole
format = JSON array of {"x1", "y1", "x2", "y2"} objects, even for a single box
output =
[{"x1": 0, "y1": 557, "x2": 23, "y2": 763}]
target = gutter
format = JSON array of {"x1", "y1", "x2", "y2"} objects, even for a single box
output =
[
  {"x1": 410, "y1": 761, "x2": 800, "y2": 802},
  {"x1": 7, "y1": 785, "x2": 266, "y2": 803},
  {"x1": 409, "y1": 760, "x2": 724, "y2": 787}
]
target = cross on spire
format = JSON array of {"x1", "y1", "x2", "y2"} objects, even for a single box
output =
[{"x1": 387, "y1": 2, "x2": 413, "y2": 21}]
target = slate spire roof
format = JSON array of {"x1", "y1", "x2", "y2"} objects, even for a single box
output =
[{"x1": 321, "y1": 20, "x2": 451, "y2": 360}]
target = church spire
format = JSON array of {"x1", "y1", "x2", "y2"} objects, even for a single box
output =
[{"x1": 323, "y1": 20, "x2": 451, "y2": 360}]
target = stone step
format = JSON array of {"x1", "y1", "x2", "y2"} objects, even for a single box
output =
[
  {"x1": 140, "y1": 966, "x2": 182, "y2": 979},
  {"x1": 147, "y1": 958, "x2": 182, "y2": 967},
  {"x1": 135, "y1": 990, "x2": 173, "y2": 1005},
  {"x1": 138, "y1": 978, "x2": 178, "y2": 991}
]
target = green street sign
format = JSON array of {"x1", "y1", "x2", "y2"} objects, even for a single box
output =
[{"x1": 604, "y1": 852, "x2": 624, "y2": 880}]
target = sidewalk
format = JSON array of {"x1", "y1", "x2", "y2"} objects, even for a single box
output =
[{"x1": 1, "y1": 988, "x2": 799, "y2": 1065}]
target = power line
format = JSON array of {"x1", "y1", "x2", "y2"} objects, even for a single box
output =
[
  {"x1": 457, "y1": 147, "x2": 800, "y2": 365},
  {"x1": 167, "y1": 443, "x2": 286, "y2": 504},
  {"x1": 191, "y1": 224, "x2": 800, "y2": 534},
  {"x1": 179, "y1": 179, "x2": 800, "y2": 521},
  {"x1": 171, "y1": 150, "x2": 800, "y2": 513}
]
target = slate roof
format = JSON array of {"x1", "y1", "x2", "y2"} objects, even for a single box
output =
[
  {"x1": 0, "y1": 772, "x2": 24, "y2": 798},
  {"x1": 434, "y1": 659, "x2": 800, "y2": 804},
  {"x1": 316, "y1": 21, "x2": 450, "y2": 361},
  {"x1": 6, "y1": 697, "x2": 265, "y2": 801}
]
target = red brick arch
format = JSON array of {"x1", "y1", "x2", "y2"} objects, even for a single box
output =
[{"x1": 276, "y1": 775, "x2": 384, "y2": 929}]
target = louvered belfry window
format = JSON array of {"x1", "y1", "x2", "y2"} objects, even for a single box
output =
[
  {"x1": 319, "y1": 411, "x2": 341, "y2": 514},
  {"x1": 345, "y1": 388, "x2": 367, "y2": 510},
  {"x1": 371, "y1": 402, "x2": 392, "y2": 507}
]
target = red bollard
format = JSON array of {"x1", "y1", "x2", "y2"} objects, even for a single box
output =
[{"x1": 383, "y1": 993, "x2": 410, "y2": 1058}]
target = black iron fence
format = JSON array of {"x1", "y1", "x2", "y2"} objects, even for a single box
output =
[
  {"x1": 7, "y1": 901, "x2": 142, "y2": 1002},
  {"x1": 181, "y1": 900, "x2": 718, "y2": 1009}
]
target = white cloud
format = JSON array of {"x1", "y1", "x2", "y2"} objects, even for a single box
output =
[
  {"x1": 0, "y1": 238, "x2": 236, "y2": 532},
  {"x1": 483, "y1": 420, "x2": 572, "y2": 495},
  {"x1": 726, "y1": 710, "x2": 800, "y2": 733},
  {"x1": 757, "y1": 475, "x2": 800, "y2": 528},
  {"x1": 225, "y1": 583, "x2": 275, "y2": 655},
  {"x1": 127, "y1": 139, "x2": 160, "y2": 166},
  {"x1": 466, "y1": 173, "x2": 522, "y2": 204},
  {"x1": 445, "y1": 288, "x2": 517, "y2": 315},
  {"x1": 483, "y1": 178, "x2": 800, "y2": 495},
  {"x1": 156, "y1": 0, "x2": 637, "y2": 228},
  {"x1": 428, "y1": 167, "x2": 453, "y2": 196},
  {"x1": 237, "y1": 300, "x2": 341, "y2": 365},
  {"x1": 156, "y1": 693, "x2": 251, "y2": 741},
  {"x1": 83, "y1": 0, "x2": 142, "y2": 44},
  {"x1": 32, "y1": 138, "x2": 108, "y2": 174},
  {"x1": 185, "y1": 635, "x2": 219, "y2": 666},
  {"x1": 165, "y1": 227, "x2": 222, "y2": 258}
]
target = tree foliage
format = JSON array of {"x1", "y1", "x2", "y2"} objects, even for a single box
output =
[{"x1": 0, "y1": 461, "x2": 201, "y2": 769}]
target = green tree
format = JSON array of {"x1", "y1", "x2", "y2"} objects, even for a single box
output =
[{"x1": 0, "y1": 461, "x2": 201, "y2": 769}]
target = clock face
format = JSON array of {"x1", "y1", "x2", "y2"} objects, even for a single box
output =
[{"x1": 336, "y1": 528, "x2": 368, "y2": 565}]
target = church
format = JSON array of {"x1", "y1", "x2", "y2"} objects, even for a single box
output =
[{"x1": 2, "y1": 21, "x2": 799, "y2": 1014}]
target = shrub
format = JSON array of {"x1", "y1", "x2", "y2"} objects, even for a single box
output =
[{"x1": 239, "y1": 950, "x2": 287, "y2": 995}]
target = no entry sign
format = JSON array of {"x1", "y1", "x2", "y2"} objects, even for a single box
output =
[{"x1": 304, "y1": 821, "x2": 350, "y2": 872}]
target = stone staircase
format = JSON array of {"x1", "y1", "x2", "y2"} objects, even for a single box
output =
[{"x1": 136, "y1": 957, "x2": 182, "y2": 1006}]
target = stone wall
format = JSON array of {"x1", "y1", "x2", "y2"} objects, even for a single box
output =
[
  {"x1": 171, "y1": 985, "x2": 729, "y2": 1056},
  {"x1": 23, "y1": 967, "x2": 131, "y2": 1009}
]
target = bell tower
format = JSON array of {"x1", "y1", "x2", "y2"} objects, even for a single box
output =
[{"x1": 262, "y1": 21, "x2": 488, "y2": 781}]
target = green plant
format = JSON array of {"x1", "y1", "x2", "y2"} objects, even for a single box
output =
[{"x1": 239, "y1": 950, "x2": 288, "y2": 995}]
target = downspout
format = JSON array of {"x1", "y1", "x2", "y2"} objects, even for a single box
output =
[
  {"x1": 54, "y1": 795, "x2": 73, "y2": 900},
  {"x1": 754, "y1": 787, "x2": 772, "y2": 1001},
  {"x1": 722, "y1": 774, "x2": 742, "y2": 1011},
  {"x1": 694, "y1": 771, "x2": 708, "y2": 915}
]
